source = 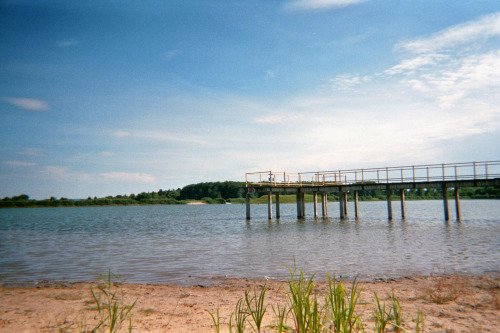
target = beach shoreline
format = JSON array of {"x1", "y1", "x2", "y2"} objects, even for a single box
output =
[{"x1": 1, "y1": 272, "x2": 498, "y2": 332}]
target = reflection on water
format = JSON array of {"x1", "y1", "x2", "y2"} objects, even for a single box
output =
[{"x1": 0, "y1": 200, "x2": 499, "y2": 284}]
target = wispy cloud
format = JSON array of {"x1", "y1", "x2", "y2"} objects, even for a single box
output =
[
  {"x1": 329, "y1": 74, "x2": 372, "y2": 91},
  {"x1": 4, "y1": 160, "x2": 37, "y2": 167},
  {"x1": 285, "y1": 0, "x2": 368, "y2": 11},
  {"x1": 3, "y1": 97, "x2": 49, "y2": 111},
  {"x1": 385, "y1": 54, "x2": 449, "y2": 75},
  {"x1": 395, "y1": 12, "x2": 500, "y2": 54},
  {"x1": 253, "y1": 113, "x2": 302, "y2": 124},
  {"x1": 56, "y1": 39, "x2": 79, "y2": 48},
  {"x1": 265, "y1": 70, "x2": 275, "y2": 80},
  {"x1": 111, "y1": 130, "x2": 210, "y2": 146},
  {"x1": 164, "y1": 49, "x2": 182, "y2": 61},
  {"x1": 16, "y1": 148, "x2": 45, "y2": 156},
  {"x1": 100, "y1": 172, "x2": 156, "y2": 183},
  {"x1": 384, "y1": 13, "x2": 500, "y2": 109}
]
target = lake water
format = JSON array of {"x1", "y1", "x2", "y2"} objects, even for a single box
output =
[{"x1": 0, "y1": 200, "x2": 499, "y2": 285}]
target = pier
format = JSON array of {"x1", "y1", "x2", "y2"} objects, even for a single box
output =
[{"x1": 245, "y1": 161, "x2": 500, "y2": 220}]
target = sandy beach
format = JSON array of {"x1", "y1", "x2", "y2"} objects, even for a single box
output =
[{"x1": 1, "y1": 273, "x2": 498, "y2": 332}]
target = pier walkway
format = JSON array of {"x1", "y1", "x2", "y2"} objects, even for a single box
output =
[{"x1": 245, "y1": 161, "x2": 500, "y2": 220}]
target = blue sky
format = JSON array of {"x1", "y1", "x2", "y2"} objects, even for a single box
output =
[{"x1": 1, "y1": 0, "x2": 500, "y2": 199}]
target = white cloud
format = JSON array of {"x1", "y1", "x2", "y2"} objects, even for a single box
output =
[
  {"x1": 4, "y1": 160, "x2": 37, "y2": 167},
  {"x1": 112, "y1": 130, "x2": 132, "y2": 137},
  {"x1": 56, "y1": 39, "x2": 79, "y2": 48},
  {"x1": 253, "y1": 113, "x2": 301, "y2": 124},
  {"x1": 286, "y1": 0, "x2": 368, "y2": 11},
  {"x1": 329, "y1": 74, "x2": 372, "y2": 91},
  {"x1": 100, "y1": 172, "x2": 156, "y2": 183},
  {"x1": 3, "y1": 97, "x2": 49, "y2": 111},
  {"x1": 16, "y1": 148, "x2": 45, "y2": 156},
  {"x1": 396, "y1": 12, "x2": 500, "y2": 54},
  {"x1": 111, "y1": 129, "x2": 210, "y2": 146},
  {"x1": 385, "y1": 54, "x2": 449, "y2": 75},
  {"x1": 265, "y1": 70, "x2": 275, "y2": 80},
  {"x1": 164, "y1": 49, "x2": 182, "y2": 61},
  {"x1": 384, "y1": 13, "x2": 500, "y2": 109}
]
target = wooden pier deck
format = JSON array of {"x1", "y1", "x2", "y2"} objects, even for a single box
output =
[{"x1": 245, "y1": 161, "x2": 500, "y2": 220}]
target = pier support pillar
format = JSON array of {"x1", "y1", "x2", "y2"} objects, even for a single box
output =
[
  {"x1": 455, "y1": 187, "x2": 461, "y2": 220},
  {"x1": 246, "y1": 194, "x2": 251, "y2": 220},
  {"x1": 296, "y1": 191, "x2": 305, "y2": 218},
  {"x1": 276, "y1": 193, "x2": 280, "y2": 219},
  {"x1": 321, "y1": 192, "x2": 328, "y2": 217},
  {"x1": 313, "y1": 192, "x2": 318, "y2": 218},
  {"x1": 344, "y1": 192, "x2": 348, "y2": 217},
  {"x1": 301, "y1": 192, "x2": 306, "y2": 218},
  {"x1": 339, "y1": 190, "x2": 346, "y2": 219},
  {"x1": 400, "y1": 189, "x2": 406, "y2": 220},
  {"x1": 267, "y1": 192, "x2": 273, "y2": 219},
  {"x1": 354, "y1": 190, "x2": 359, "y2": 218},
  {"x1": 443, "y1": 184, "x2": 450, "y2": 221},
  {"x1": 387, "y1": 186, "x2": 393, "y2": 220}
]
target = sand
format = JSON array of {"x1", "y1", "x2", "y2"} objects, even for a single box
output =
[{"x1": 1, "y1": 274, "x2": 499, "y2": 332}]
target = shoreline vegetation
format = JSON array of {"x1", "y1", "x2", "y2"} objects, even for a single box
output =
[
  {"x1": 1, "y1": 181, "x2": 499, "y2": 208},
  {"x1": 1, "y1": 271, "x2": 498, "y2": 332}
]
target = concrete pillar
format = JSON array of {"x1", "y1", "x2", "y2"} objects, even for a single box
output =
[
  {"x1": 246, "y1": 194, "x2": 251, "y2": 220},
  {"x1": 276, "y1": 193, "x2": 280, "y2": 219},
  {"x1": 313, "y1": 192, "x2": 318, "y2": 218},
  {"x1": 400, "y1": 189, "x2": 406, "y2": 220},
  {"x1": 267, "y1": 192, "x2": 273, "y2": 219},
  {"x1": 296, "y1": 191, "x2": 302, "y2": 218},
  {"x1": 455, "y1": 187, "x2": 461, "y2": 220},
  {"x1": 443, "y1": 184, "x2": 450, "y2": 221},
  {"x1": 344, "y1": 192, "x2": 348, "y2": 217},
  {"x1": 339, "y1": 190, "x2": 346, "y2": 219},
  {"x1": 354, "y1": 190, "x2": 359, "y2": 218},
  {"x1": 387, "y1": 186, "x2": 393, "y2": 220},
  {"x1": 322, "y1": 192, "x2": 328, "y2": 217},
  {"x1": 301, "y1": 192, "x2": 306, "y2": 218},
  {"x1": 296, "y1": 191, "x2": 305, "y2": 218}
]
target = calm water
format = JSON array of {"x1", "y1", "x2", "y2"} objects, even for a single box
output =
[{"x1": 0, "y1": 200, "x2": 499, "y2": 285}]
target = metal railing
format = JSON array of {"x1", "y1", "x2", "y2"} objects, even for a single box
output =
[{"x1": 245, "y1": 161, "x2": 500, "y2": 187}]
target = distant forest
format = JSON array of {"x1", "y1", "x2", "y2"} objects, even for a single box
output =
[{"x1": 1, "y1": 181, "x2": 499, "y2": 208}]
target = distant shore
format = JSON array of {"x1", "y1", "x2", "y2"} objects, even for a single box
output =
[{"x1": 1, "y1": 273, "x2": 498, "y2": 332}]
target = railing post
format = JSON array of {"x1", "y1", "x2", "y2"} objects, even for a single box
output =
[
  {"x1": 401, "y1": 168, "x2": 404, "y2": 182},
  {"x1": 485, "y1": 163, "x2": 488, "y2": 179},
  {"x1": 427, "y1": 167, "x2": 429, "y2": 182},
  {"x1": 362, "y1": 169, "x2": 364, "y2": 183},
  {"x1": 455, "y1": 165, "x2": 458, "y2": 181},
  {"x1": 442, "y1": 164, "x2": 445, "y2": 181},
  {"x1": 412, "y1": 165, "x2": 415, "y2": 183},
  {"x1": 386, "y1": 167, "x2": 389, "y2": 183},
  {"x1": 473, "y1": 162, "x2": 477, "y2": 179},
  {"x1": 377, "y1": 170, "x2": 380, "y2": 183}
]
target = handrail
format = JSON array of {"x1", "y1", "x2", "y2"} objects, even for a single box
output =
[{"x1": 245, "y1": 160, "x2": 500, "y2": 187}]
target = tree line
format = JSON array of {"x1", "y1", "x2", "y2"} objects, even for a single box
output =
[
  {"x1": 0, "y1": 181, "x2": 247, "y2": 208},
  {"x1": 1, "y1": 182, "x2": 498, "y2": 208}
]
